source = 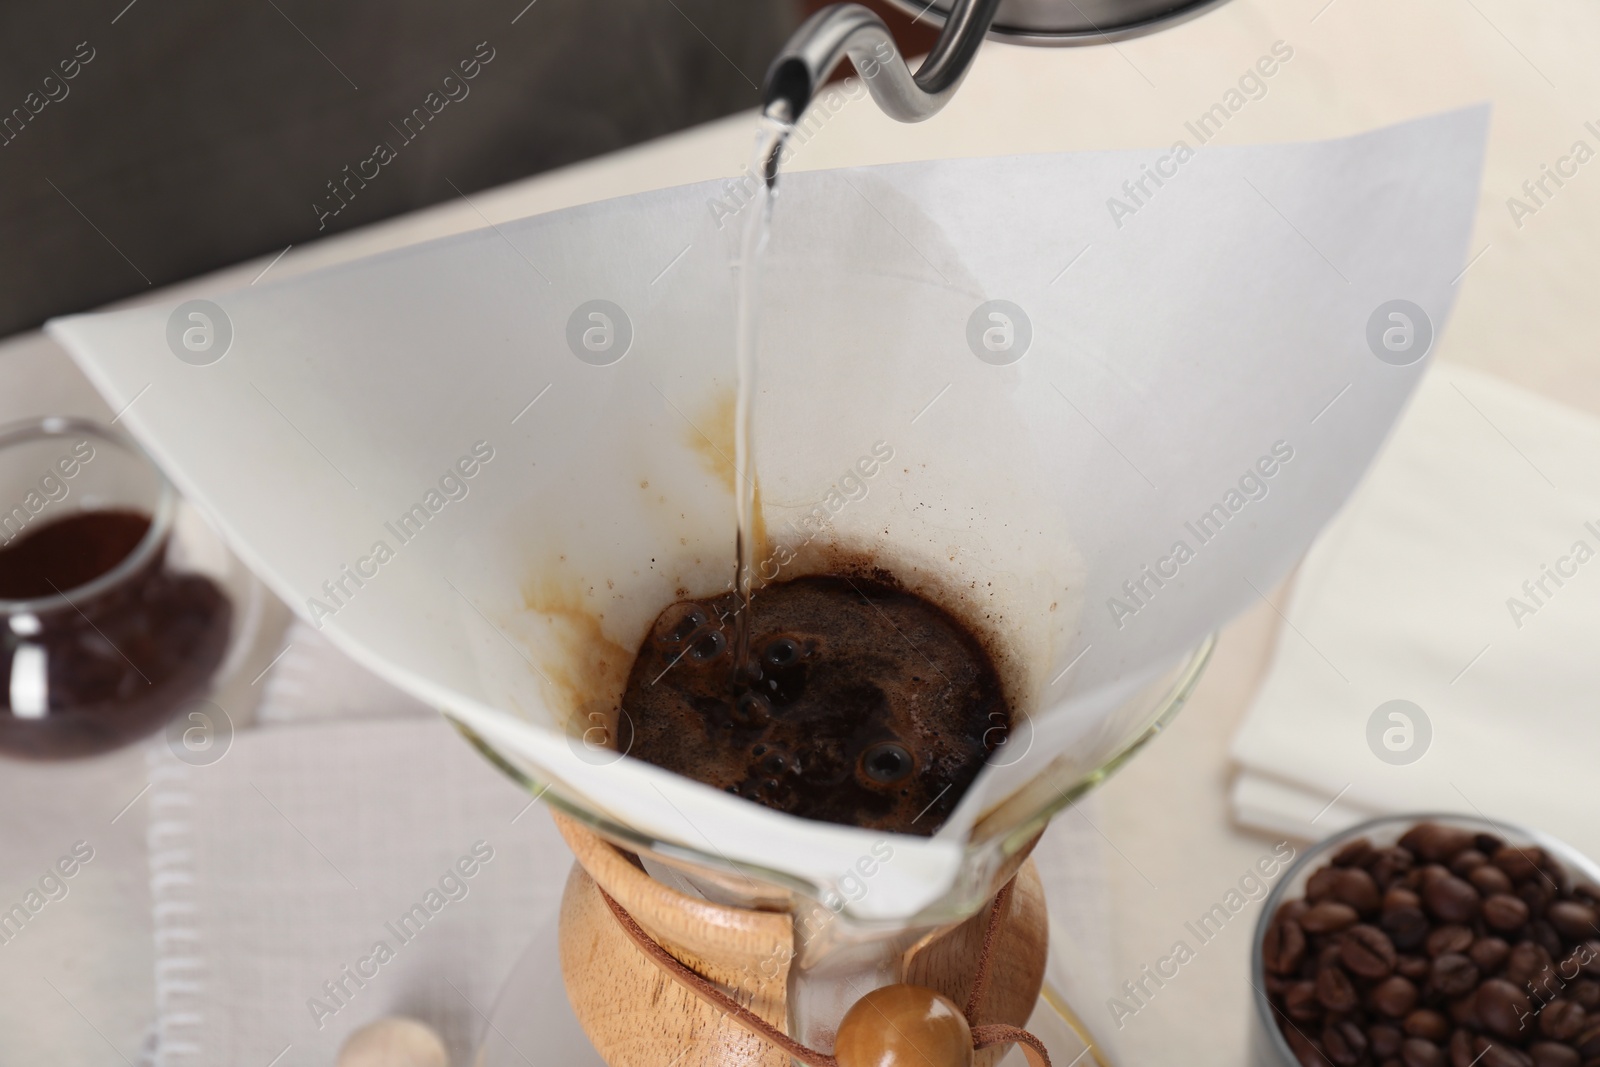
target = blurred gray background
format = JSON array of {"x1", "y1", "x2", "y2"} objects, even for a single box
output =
[{"x1": 0, "y1": 0, "x2": 809, "y2": 337}]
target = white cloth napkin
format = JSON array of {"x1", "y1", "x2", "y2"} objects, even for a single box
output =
[
  {"x1": 147, "y1": 716, "x2": 567, "y2": 1067},
  {"x1": 1230, "y1": 363, "x2": 1600, "y2": 859},
  {"x1": 255, "y1": 621, "x2": 435, "y2": 727}
]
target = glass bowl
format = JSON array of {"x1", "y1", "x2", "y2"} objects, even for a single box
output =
[
  {"x1": 0, "y1": 416, "x2": 248, "y2": 758},
  {"x1": 1248, "y1": 813, "x2": 1600, "y2": 1067}
]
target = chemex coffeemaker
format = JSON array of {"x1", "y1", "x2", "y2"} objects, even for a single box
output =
[{"x1": 48, "y1": 0, "x2": 1486, "y2": 1059}]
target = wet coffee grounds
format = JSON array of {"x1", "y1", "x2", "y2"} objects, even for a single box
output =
[{"x1": 621, "y1": 574, "x2": 1009, "y2": 836}]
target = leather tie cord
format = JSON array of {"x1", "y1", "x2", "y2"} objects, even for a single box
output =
[{"x1": 599, "y1": 878, "x2": 1054, "y2": 1067}]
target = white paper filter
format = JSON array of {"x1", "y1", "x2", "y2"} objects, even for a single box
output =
[{"x1": 49, "y1": 108, "x2": 1486, "y2": 921}]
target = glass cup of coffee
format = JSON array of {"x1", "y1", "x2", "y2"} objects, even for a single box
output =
[{"x1": 0, "y1": 416, "x2": 238, "y2": 758}]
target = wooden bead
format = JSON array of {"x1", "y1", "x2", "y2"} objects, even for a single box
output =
[
  {"x1": 834, "y1": 984, "x2": 973, "y2": 1067},
  {"x1": 336, "y1": 1016, "x2": 450, "y2": 1067}
]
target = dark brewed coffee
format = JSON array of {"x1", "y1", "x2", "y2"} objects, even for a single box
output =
[
  {"x1": 622, "y1": 574, "x2": 1009, "y2": 836},
  {"x1": 0, "y1": 509, "x2": 231, "y2": 758},
  {"x1": 0, "y1": 509, "x2": 151, "y2": 597}
]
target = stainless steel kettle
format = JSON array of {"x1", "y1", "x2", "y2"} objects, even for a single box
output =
[{"x1": 764, "y1": 0, "x2": 1232, "y2": 122}]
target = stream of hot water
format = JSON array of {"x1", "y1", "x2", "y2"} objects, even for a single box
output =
[
  {"x1": 722, "y1": 102, "x2": 933, "y2": 1053},
  {"x1": 730, "y1": 104, "x2": 794, "y2": 676}
]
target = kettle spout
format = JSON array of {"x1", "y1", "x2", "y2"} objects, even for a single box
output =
[{"x1": 761, "y1": 0, "x2": 1002, "y2": 124}]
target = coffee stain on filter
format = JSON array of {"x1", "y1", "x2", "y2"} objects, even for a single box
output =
[
  {"x1": 503, "y1": 386, "x2": 766, "y2": 757},
  {"x1": 517, "y1": 572, "x2": 635, "y2": 750},
  {"x1": 477, "y1": 384, "x2": 822, "y2": 759}
]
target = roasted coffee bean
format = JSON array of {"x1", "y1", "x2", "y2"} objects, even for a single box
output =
[
  {"x1": 1576, "y1": 1020, "x2": 1600, "y2": 1059},
  {"x1": 1574, "y1": 980, "x2": 1600, "y2": 1010},
  {"x1": 1400, "y1": 955, "x2": 1434, "y2": 980},
  {"x1": 1432, "y1": 954, "x2": 1482, "y2": 998},
  {"x1": 1334, "y1": 868, "x2": 1383, "y2": 915},
  {"x1": 1317, "y1": 965, "x2": 1360, "y2": 1012},
  {"x1": 1452, "y1": 849, "x2": 1491, "y2": 876},
  {"x1": 1530, "y1": 920, "x2": 1565, "y2": 959},
  {"x1": 1372, "y1": 976, "x2": 1421, "y2": 1018},
  {"x1": 1317, "y1": 942, "x2": 1345, "y2": 970},
  {"x1": 1304, "y1": 902, "x2": 1362, "y2": 934},
  {"x1": 1388, "y1": 885, "x2": 1424, "y2": 910},
  {"x1": 1476, "y1": 1041, "x2": 1533, "y2": 1067},
  {"x1": 1522, "y1": 881, "x2": 1558, "y2": 914},
  {"x1": 1405, "y1": 1009, "x2": 1453, "y2": 1042},
  {"x1": 1402, "y1": 824, "x2": 1478, "y2": 863},
  {"x1": 1485, "y1": 894, "x2": 1533, "y2": 932},
  {"x1": 1420, "y1": 863, "x2": 1454, "y2": 887},
  {"x1": 1403, "y1": 1037, "x2": 1448, "y2": 1067},
  {"x1": 1308, "y1": 865, "x2": 1342, "y2": 903},
  {"x1": 1334, "y1": 838, "x2": 1376, "y2": 868},
  {"x1": 1471, "y1": 937, "x2": 1512, "y2": 973},
  {"x1": 1550, "y1": 902, "x2": 1600, "y2": 941},
  {"x1": 1564, "y1": 946, "x2": 1597, "y2": 984},
  {"x1": 1266, "y1": 917, "x2": 1309, "y2": 975},
  {"x1": 1386, "y1": 906, "x2": 1434, "y2": 950},
  {"x1": 1581, "y1": 942, "x2": 1600, "y2": 978},
  {"x1": 1495, "y1": 847, "x2": 1546, "y2": 884},
  {"x1": 1284, "y1": 1024, "x2": 1329, "y2": 1067},
  {"x1": 1541, "y1": 999, "x2": 1588, "y2": 1041},
  {"x1": 1553, "y1": 943, "x2": 1579, "y2": 979},
  {"x1": 1556, "y1": 944, "x2": 1590, "y2": 983},
  {"x1": 1425, "y1": 875, "x2": 1482, "y2": 924},
  {"x1": 1477, "y1": 978, "x2": 1534, "y2": 1039},
  {"x1": 1473, "y1": 865, "x2": 1517, "y2": 897},
  {"x1": 1343, "y1": 924, "x2": 1400, "y2": 979},
  {"x1": 1278, "y1": 899, "x2": 1312, "y2": 924},
  {"x1": 1509, "y1": 943, "x2": 1556, "y2": 987},
  {"x1": 1324, "y1": 1019, "x2": 1369, "y2": 1066},
  {"x1": 1527, "y1": 1042, "x2": 1580, "y2": 1067},
  {"x1": 1429, "y1": 925, "x2": 1476, "y2": 958},
  {"x1": 1371, "y1": 1023, "x2": 1405, "y2": 1058},
  {"x1": 1286, "y1": 980, "x2": 1323, "y2": 1022},
  {"x1": 1449, "y1": 993, "x2": 1479, "y2": 1027},
  {"x1": 1372, "y1": 846, "x2": 1418, "y2": 887},
  {"x1": 1529, "y1": 972, "x2": 1566, "y2": 1008}
]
